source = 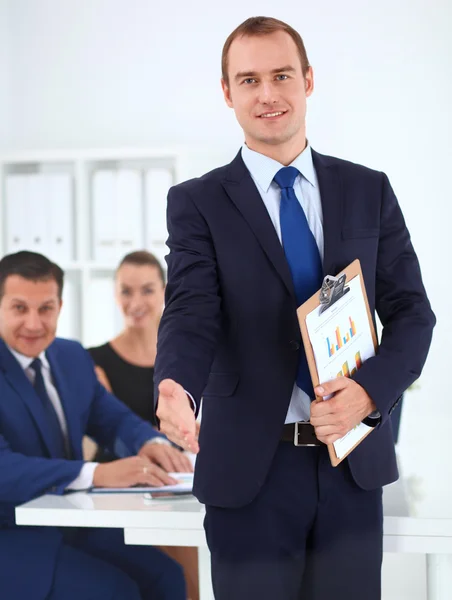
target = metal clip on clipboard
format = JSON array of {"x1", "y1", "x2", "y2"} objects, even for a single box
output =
[{"x1": 319, "y1": 272, "x2": 350, "y2": 314}]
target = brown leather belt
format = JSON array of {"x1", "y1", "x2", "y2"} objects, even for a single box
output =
[{"x1": 281, "y1": 422, "x2": 321, "y2": 446}]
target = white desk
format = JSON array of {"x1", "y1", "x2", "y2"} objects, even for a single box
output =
[
  {"x1": 15, "y1": 480, "x2": 452, "y2": 600},
  {"x1": 16, "y1": 492, "x2": 214, "y2": 599},
  {"x1": 383, "y1": 477, "x2": 452, "y2": 600}
]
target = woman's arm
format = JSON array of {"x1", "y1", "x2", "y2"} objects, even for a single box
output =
[{"x1": 94, "y1": 365, "x2": 113, "y2": 393}]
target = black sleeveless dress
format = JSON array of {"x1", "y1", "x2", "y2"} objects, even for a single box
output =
[{"x1": 88, "y1": 343, "x2": 156, "y2": 461}]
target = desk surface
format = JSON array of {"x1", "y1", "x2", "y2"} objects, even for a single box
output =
[
  {"x1": 16, "y1": 492, "x2": 205, "y2": 529},
  {"x1": 15, "y1": 476, "x2": 452, "y2": 540}
]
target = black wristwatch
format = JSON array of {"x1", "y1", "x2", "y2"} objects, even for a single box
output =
[{"x1": 362, "y1": 410, "x2": 381, "y2": 427}]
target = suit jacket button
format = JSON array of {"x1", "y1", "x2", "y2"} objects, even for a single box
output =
[{"x1": 289, "y1": 340, "x2": 300, "y2": 351}]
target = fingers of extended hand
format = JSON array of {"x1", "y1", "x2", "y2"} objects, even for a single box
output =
[
  {"x1": 179, "y1": 428, "x2": 199, "y2": 454},
  {"x1": 158, "y1": 404, "x2": 199, "y2": 452},
  {"x1": 159, "y1": 422, "x2": 197, "y2": 452}
]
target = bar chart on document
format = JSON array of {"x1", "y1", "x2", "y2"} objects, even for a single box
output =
[
  {"x1": 306, "y1": 276, "x2": 375, "y2": 386},
  {"x1": 305, "y1": 275, "x2": 376, "y2": 458},
  {"x1": 326, "y1": 316, "x2": 364, "y2": 379}
]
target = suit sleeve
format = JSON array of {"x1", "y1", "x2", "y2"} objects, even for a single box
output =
[
  {"x1": 153, "y1": 185, "x2": 222, "y2": 414},
  {"x1": 352, "y1": 173, "x2": 436, "y2": 422},
  {"x1": 0, "y1": 433, "x2": 85, "y2": 504}
]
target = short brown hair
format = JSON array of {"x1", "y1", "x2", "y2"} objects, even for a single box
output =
[
  {"x1": 116, "y1": 250, "x2": 166, "y2": 284},
  {"x1": 0, "y1": 251, "x2": 64, "y2": 300},
  {"x1": 221, "y1": 16, "x2": 311, "y2": 86}
]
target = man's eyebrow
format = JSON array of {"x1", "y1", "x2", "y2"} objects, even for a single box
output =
[
  {"x1": 10, "y1": 296, "x2": 56, "y2": 303},
  {"x1": 234, "y1": 65, "x2": 296, "y2": 81},
  {"x1": 234, "y1": 70, "x2": 258, "y2": 81},
  {"x1": 270, "y1": 65, "x2": 296, "y2": 74}
]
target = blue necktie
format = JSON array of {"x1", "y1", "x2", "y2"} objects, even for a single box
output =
[
  {"x1": 274, "y1": 166, "x2": 323, "y2": 398},
  {"x1": 30, "y1": 358, "x2": 67, "y2": 459}
]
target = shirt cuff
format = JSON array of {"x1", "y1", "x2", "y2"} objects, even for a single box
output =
[
  {"x1": 66, "y1": 462, "x2": 99, "y2": 490},
  {"x1": 145, "y1": 437, "x2": 172, "y2": 447},
  {"x1": 185, "y1": 390, "x2": 196, "y2": 412}
]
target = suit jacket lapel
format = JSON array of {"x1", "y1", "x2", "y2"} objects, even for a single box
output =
[
  {"x1": 46, "y1": 342, "x2": 82, "y2": 460},
  {"x1": 0, "y1": 339, "x2": 57, "y2": 457},
  {"x1": 311, "y1": 150, "x2": 344, "y2": 277},
  {"x1": 221, "y1": 151, "x2": 296, "y2": 299}
]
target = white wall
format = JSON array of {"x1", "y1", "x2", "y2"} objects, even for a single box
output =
[
  {"x1": 0, "y1": 0, "x2": 11, "y2": 149},
  {"x1": 5, "y1": 0, "x2": 235, "y2": 152}
]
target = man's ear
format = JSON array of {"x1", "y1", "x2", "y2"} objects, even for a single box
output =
[
  {"x1": 305, "y1": 66, "x2": 314, "y2": 98},
  {"x1": 221, "y1": 78, "x2": 234, "y2": 108}
]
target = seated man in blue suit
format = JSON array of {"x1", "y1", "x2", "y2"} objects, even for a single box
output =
[{"x1": 0, "y1": 251, "x2": 187, "y2": 600}]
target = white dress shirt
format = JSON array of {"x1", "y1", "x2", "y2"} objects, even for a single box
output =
[
  {"x1": 241, "y1": 143, "x2": 324, "y2": 423},
  {"x1": 9, "y1": 346, "x2": 97, "y2": 490}
]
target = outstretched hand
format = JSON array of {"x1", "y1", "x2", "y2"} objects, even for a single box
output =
[{"x1": 156, "y1": 379, "x2": 199, "y2": 453}]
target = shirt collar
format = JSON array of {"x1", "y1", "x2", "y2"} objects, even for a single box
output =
[
  {"x1": 8, "y1": 345, "x2": 49, "y2": 371},
  {"x1": 241, "y1": 142, "x2": 317, "y2": 193}
]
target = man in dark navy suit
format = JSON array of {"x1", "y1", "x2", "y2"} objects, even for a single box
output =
[
  {"x1": 154, "y1": 16, "x2": 435, "y2": 600},
  {"x1": 0, "y1": 251, "x2": 187, "y2": 600}
]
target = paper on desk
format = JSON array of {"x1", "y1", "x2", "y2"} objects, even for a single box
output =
[
  {"x1": 305, "y1": 275, "x2": 375, "y2": 459},
  {"x1": 90, "y1": 472, "x2": 194, "y2": 494}
]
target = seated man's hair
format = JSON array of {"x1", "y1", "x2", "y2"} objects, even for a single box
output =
[{"x1": 0, "y1": 251, "x2": 64, "y2": 299}]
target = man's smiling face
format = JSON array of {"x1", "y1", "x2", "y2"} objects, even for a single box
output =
[{"x1": 221, "y1": 30, "x2": 313, "y2": 155}]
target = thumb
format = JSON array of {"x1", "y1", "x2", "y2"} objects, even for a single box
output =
[
  {"x1": 314, "y1": 376, "x2": 348, "y2": 397},
  {"x1": 159, "y1": 378, "x2": 182, "y2": 400}
]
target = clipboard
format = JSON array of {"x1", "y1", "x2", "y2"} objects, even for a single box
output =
[{"x1": 297, "y1": 259, "x2": 378, "y2": 466}]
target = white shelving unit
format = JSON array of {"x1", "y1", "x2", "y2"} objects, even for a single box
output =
[{"x1": 0, "y1": 148, "x2": 187, "y2": 347}]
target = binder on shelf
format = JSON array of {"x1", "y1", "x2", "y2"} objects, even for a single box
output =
[
  {"x1": 28, "y1": 174, "x2": 52, "y2": 256},
  {"x1": 49, "y1": 173, "x2": 74, "y2": 263},
  {"x1": 92, "y1": 168, "x2": 144, "y2": 263},
  {"x1": 5, "y1": 174, "x2": 30, "y2": 253},
  {"x1": 297, "y1": 259, "x2": 379, "y2": 467},
  {"x1": 5, "y1": 172, "x2": 74, "y2": 261},
  {"x1": 116, "y1": 168, "x2": 143, "y2": 256},
  {"x1": 92, "y1": 170, "x2": 117, "y2": 262},
  {"x1": 145, "y1": 167, "x2": 172, "y2": 263}
]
